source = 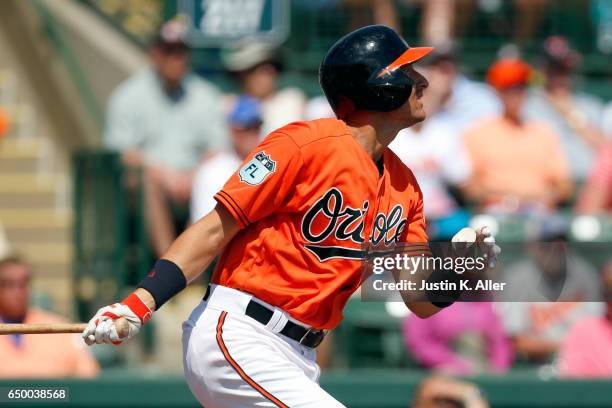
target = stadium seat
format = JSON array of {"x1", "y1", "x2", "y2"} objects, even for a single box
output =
[{"x1": 335, "y1": 298, "x2": 418, "y2": 369}]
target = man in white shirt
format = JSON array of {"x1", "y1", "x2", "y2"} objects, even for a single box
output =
[
  {"x1": 191, "y1": 96, "x2": 262, "y2": 224},
  {"x1": 497, "y1": 216, "x2": 602, "y2": 363},
  {"x1": 390, "y1": 119, "x2": 472, "y2": 240},
  {"x1": 104, "y1": 19, "x2": 228, "y2": 256}
]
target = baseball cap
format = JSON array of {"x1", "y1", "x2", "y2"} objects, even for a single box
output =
[
  {"x1": 154, "y1": 17, "x2": 189, "y2": 50},
  {"x1": 421, "y1": 42, "x2": 458, "y2": 66},
  {"x1": 222, "y1": 42, "x2": 279, "y2": 72},
  {"x1": 526, "y1": 214, "x2": 569, "y2": 242},
  {"x1": 229, "y1": 96, "x2": 263, "y2": 128},
  {"x1": 486, "y1": 58, "x2": 532, "y2": 90}
]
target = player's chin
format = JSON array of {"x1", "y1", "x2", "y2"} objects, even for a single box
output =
[
  {"x1": 401, "y1": 111, "x2": 426, "y2": 128},
  {"x1": 412, "y1": 109, "x2": 427, "y2": 123},
  {"x1": 407, "y1": 102, "x2": 426, "y2": 121}
]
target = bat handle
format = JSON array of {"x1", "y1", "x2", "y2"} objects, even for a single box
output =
[{"x1": 114, "y1": 317, "x2": 130, "y2": 338}]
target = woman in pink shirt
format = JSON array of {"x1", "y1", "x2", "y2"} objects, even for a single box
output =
[
  {"x1": 403, "y1": 302, "x2": 512, "y2": 375},
  {"x1": 558, "y1": 260, "x2": 612, "y2": 378}
]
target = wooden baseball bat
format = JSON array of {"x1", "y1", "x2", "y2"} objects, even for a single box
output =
[{"x1": 0, "y1": 318, "x2": 129, "y2": 337}]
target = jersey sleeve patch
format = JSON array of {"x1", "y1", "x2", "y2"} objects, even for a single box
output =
[
  {"x1": 238, "y1": 151, "x2": 276, "y2": 186},
  {"x1": 214, "y1": 132, "x2": 303, "y2": 228}
]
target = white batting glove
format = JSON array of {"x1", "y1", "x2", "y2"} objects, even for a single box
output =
[
  {"x1": 82, "y1": 293, "x2": 152, "y2": 346},
  {"x1": 476, "y1": 226, "x2": 502, "y2": 269},
  {"x1": 452, "y1": 226, "x2": 502, "y2": 270}
]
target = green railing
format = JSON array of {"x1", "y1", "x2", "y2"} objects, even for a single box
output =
[
  {"x1": 72, "y1": 151, "x2": 151, "y2": 323},
  {"x1": 1, "y1": 371, "x2": 611, "y2": 408}
]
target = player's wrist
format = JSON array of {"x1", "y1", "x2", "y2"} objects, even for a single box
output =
[
  {"x1": 133, "y1": 288, "x2": 157, "y2": 311},
  {"x1": 137, "y1": 259, "x2": 187, "y2": 309},
  {"x1": 122, "y1": 292, "x2": 153, "y2": 324}
]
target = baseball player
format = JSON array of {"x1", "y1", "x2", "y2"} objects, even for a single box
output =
[{"x1": 83, "y1": 25, "x2": 498, "y2": 407}]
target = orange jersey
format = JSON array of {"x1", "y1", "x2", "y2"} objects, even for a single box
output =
[{"x1": 213, "y1": 118, "x2": 428, "y2": 329}]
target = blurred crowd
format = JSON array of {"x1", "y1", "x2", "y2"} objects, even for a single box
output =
[
  {"x1": 99, "y1": 14, "x2": 612, "y2": 381},
  {"x1": 101, "y1": 18, "x2": 612, "y2": 256},
  {"x1": 98, "y1": 15, "x2": 612, "y2": 380},
  {"x1": 2, "y1": 4, "x2": 612, "y2": 384}
]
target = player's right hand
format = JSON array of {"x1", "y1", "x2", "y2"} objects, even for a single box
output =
[{"x1": 82, "y1": 293, "x2": 152, "y2": 346}]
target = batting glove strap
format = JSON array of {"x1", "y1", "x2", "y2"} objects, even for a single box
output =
[
  {"x1": 121, "y1": 292, "x2": 153, "y2": 324},
  {"x1": 83, "y1": 302, "x2": 144, "y2": 346}
]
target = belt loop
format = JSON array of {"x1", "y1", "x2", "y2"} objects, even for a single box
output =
[
  {"x1": 264, "y1": 308, "x2": 283, "y2": 332},
  {"x1": 267, "y1": 308, "x2": 288, "y2": 333}
]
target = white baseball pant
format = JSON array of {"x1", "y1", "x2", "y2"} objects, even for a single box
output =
[{"x1": 182, "y1": 284, "x2": 346, "y2": 407}]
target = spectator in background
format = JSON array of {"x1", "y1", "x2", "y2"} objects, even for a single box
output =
[
  {"x1": 415, "y1": 0, "x2": 548, "y2": 48},
  {"x1": 411, "y1": 376, "x2": 489, "y2": 408},
  {"x1": 463, "y1": 58, "x2": 572, "y2": 213},
  {"x1": 417, "y1": 0, "x2": 478, "y2": 46},
  {"x1": 559, "y1": 260, "x2": 612, "y2": 378},
  {"x1": 344, "y1": 0, "x2": 401, "y2": 33},
  {"x1": 523, "y1": 36, "x2": 607, "y2": 180},
  {"x1": 403, "y1": 302, "x2": 512, "y2": 376},
  {"x1": 577, "y1": 141, "x2": 612, "y2": 212},
  {"x1": 419, "y1": 45, "x2": 500, "y2": 134},
  {"x1": 389, "y1": 78, "x2": 471, "y2": 240},
  {"x1": 190, "y1": 96, "x2": 262, "y2": 223},
  {"x1": 0, "y1": 256, "x2": 99, "y2": 378},
  {"x1": 222, "y1": 42, "x2": 306, "y2": 136},
  {"x1": 498, "y1": 216, "x2": 602, "y2": 363},
  {"x1": 104, "y1": 19, "x2": 228, "y2": 256},
  {"x1": 293, "y1": 1, "x2": 401, "y2": 39}
]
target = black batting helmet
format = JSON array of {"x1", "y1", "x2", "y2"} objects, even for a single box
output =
[{"x1": 319, "y1": 25, "x2": 433, "y2": 118}]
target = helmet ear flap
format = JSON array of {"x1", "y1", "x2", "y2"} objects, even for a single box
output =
[{"x1": 334, "y1": 96, "x2": 356, "y2": 119}]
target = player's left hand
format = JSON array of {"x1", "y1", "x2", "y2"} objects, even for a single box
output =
[
  {"x1": 475, "y1": 226, "x2": 501, "y2": 269},
  {"x1": 452, "y1": 226, "x2": 501, "y2": 270}
]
